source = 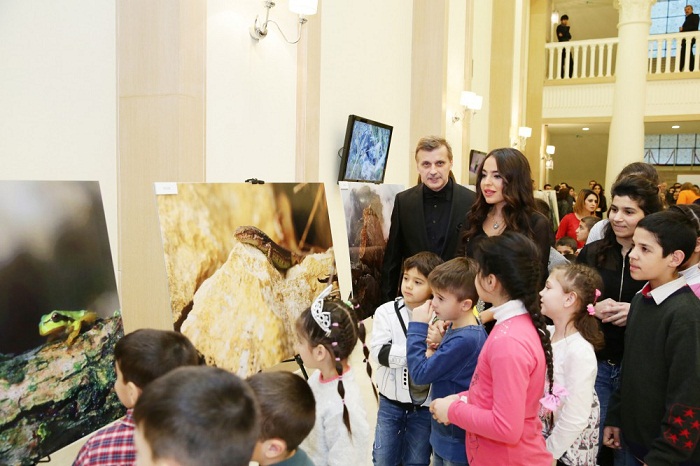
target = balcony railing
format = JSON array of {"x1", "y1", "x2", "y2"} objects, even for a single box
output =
[{"x1": 545, "y1": 31, "x2": 700, "y2": 81}]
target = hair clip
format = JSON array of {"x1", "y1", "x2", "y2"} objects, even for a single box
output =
[
  {"x1": 587, "y1": 288, "x2": 601, "y2": 316},
  {"x1": 311, "y1": 285, "x2": 334, "y2": 336},
  {"x1": 331, "y1": 342, "x2": 338, "y2": 347}
]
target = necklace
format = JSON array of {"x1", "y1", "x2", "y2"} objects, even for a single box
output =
[{"x1": 491, "y1": 216, "x2": 504, "y2": 230}]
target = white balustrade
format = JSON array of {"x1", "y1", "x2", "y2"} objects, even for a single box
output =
[{"x1": 545, "y1": 32, "x2": 700, "y2": 81}]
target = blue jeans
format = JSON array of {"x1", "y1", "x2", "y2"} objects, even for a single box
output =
[
  {"x1": 372, "y1": 395, "x2": 432, "y2": 466},
  {"x1": 432, "y1": 452, "x2": 468, "y2": 466},
  {"x1": 595, "y1": 360, "x2": 625, "y2": 466},
  {"x1": 621, "y1": 448, "x2": 644, "y2": 466}
]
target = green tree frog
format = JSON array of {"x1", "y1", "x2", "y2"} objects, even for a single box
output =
[{"x1": 38, "y1": 310, "x2": 98, "y2": 345}]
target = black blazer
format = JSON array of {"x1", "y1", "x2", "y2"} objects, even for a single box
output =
[{"x1": 381, "y1": 182, "x2": 476, "y2": 301}]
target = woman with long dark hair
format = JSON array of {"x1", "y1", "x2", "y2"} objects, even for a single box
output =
[
  {"x1": 456, "y1": 148, "x2": 554, "y2": 281},
  {"x1": 592, "y1": 183, "x2": 607, "y2": 218}
]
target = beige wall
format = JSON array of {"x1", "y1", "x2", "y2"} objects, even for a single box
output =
[
  {"x1": 548, "y1": 132, "x2": 609, "y2": 190},
  {"x1": 0, "y1": 0, "x2": 119, "y2": 276}
]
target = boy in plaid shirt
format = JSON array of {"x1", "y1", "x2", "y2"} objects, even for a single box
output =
[{"x1": 73, "y1": 329, "x2": 200, "y2": 466}]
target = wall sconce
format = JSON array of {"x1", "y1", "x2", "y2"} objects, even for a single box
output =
[
  {"x1": 250, "y1": 0, "x2": 318, "y2": 44},
  {"x1": 551, "y1": 11, "x2": 560, "y2": 23},
  {"x1": 544, "y1": 145, "x2": 555, "y2": 170},
  {"x1": 512, "y1": 126, "x2": 532, "y2": 150},
  {"x1": 451, "y1": 91, "x2": 483, "y2": 123}
]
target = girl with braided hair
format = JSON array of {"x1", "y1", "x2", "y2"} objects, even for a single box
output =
[
  {"x1": 430, "y1": 232, "x2": 554, "y2": 465},
  {"x1": 539, "y1": 263, "x2": 605, "y2": 465},
  {"x1": 295, "y1": 286, "x2": 375, "y2": 466}
]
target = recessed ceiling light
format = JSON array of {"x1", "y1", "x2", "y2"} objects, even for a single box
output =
[
  {"x1": 582, "y1": 127, "x2": 590, "y2": 131},
  {"x1": 672, "y1": 125, "x2": 680, "y2": 129}
]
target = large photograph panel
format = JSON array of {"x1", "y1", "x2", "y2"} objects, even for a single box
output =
[
  {"x1": 339, "y1": 182, "x2": 403, "y2": 316},
  {"x1": 156, "y1": 183, "x2": 335, "y2": 376},
  {"x1": 0, "y1": 181, "x2": 123, "y2": 466}
]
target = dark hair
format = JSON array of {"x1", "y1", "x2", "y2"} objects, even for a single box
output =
[
  {"x1": 579, "y1": 215, "x2": 602, "y2": 231},
  {"x1": 462, "y1": 148, "x2": 539, "y2": 242},
  {"x1": 670, "y1": 204, "x2": 700, "y2": 236},
  {"x1": 636, "y1": 211, "x2": 697, "y2": 262},
  {"x1": 296, "y1": 297, "x2": 377, "y2": 436},
  {"x1": 596, "y1": 175, "x2": 663, "y2": 267},
  {"x1": 549, "y1": 264, "x2": 605, "y2": 351},
  {"x1": 114, "y1": 329, "x2": 201, "y2": 389},
  {"x1": 133, "y1": 366, "x2": 259, "y2": 466},
  {"x1": 574, "y1": 189, "x2": 597, "y2": 216},
  {"x1": 247, "y1": 371, "x2": 315, "y2": 451},
  {"x1": 555, "y1": 237, "x2": 577, "y2": 251},
  {"x1": 614, "y1": 162, "x2": 659, "y2": 185},
  {"x1": 472, "y1": 232, "x2": 553, "y2": 401},
  {"x1": 534, "y1": 198, "x2": 551, "y2": 217},
  {"x1": 428, "y1": 257, "x2": 479, "y2": 303},
  {"x1": 403, "y1": 251, "x2": 444, "y2": 280},
  {"x1": 561, "y1": 14, "x2": 569, "y2": 20}
]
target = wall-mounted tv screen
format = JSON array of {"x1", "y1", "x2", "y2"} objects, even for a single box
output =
[{"x1": 338, "y1": 115, "x2": 393, "y2": 184}]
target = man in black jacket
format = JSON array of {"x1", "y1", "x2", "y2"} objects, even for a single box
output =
[
  {"x1": 381, "y1": 136, "x2": 475, "y2": 302},
  {"x1": 680, "y1": 5, "x2": 699, "y2": 71},
  {"x1": 557, "y1": 14, "x2": 574, "y2": 78}
]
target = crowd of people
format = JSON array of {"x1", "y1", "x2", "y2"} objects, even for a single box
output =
[{"x1": 70, "y1": 136, "x2": 700, "y2": 466}]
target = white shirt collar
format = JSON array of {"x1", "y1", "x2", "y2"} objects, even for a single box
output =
[
  {"x1": 492, "y1": 299, "x2": 528, "y2": 324},
  {"x1": 679, "y1": 264, "x2": 700, "y2": 282},
  {"x1": 641, "y1": 275, "x2": 687, "y2": 305}
]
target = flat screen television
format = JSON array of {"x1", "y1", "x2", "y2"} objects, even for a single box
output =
[{"x1": 338, "y1": 115, "x2": 393, "y2": 183}]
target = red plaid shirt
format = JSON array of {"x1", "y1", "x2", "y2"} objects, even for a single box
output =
[{"x1": 73, "y1": 409, "x2": 135, "y2": 466}]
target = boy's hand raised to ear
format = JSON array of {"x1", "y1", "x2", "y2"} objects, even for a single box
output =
[{"x1": 412, "y1": 300, "x2": 433, "y2": 324}]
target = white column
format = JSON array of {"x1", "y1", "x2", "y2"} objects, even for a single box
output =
[{"x1": 606, "y1": 0, "x2": 656, "y2": 190}]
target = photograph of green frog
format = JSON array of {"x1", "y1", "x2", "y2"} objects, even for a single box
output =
[
  {"x1": 155, "y1": 182, "x2": 335, "y2": 376},
  {"x1": 0, "y1": 181, "x2": 123, "y2": 466}
]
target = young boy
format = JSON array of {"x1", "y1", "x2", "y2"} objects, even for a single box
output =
[
  {"x1": 133, "y1": 366, "x2": 260, "y2": 466},
  {"x1": 604, "y1": 210, "x2": 700, "y2": 465},
  {"x1": 73, "y1": 329, "x2": 201, "y2": 466},
  {"x1": 370, "y1": 251, "x2": 443, "y2": 465},
  {"x1": 555, "y1": 236, "x2": 578, "y2": 257},
  {"x1": 575, "y1": 215, "x2": 601, "y2": 246},
  {"x1": 406, "y1": 257, "x2": 488, "y2": 466},
  {"x1": 247, "y1": 371, "x2": 316, "y2": 466}
]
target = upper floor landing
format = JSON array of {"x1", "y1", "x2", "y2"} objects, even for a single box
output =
[{"x1": 542, "y1": 32, "x2": 700, "y2": 120}]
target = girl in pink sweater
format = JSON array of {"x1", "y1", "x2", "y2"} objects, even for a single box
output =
[{"x1": 430, "y1": 232, "x2": 554, "y2": 466}]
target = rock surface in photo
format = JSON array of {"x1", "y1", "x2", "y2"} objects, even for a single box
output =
[
  {"x1": 181, "y1": 241, "x2": 335, "y2": 376},
  {"x1": 156, "y1": 184, "x2": 279, "y2": 323}
]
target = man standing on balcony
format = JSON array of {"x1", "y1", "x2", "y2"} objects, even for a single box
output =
[
  {"x1": 679, "y1": 4, "x2": 699, "y2": 71},
  {"x1": 557, "y1": 15, "x2": 574, "y2": 78}
]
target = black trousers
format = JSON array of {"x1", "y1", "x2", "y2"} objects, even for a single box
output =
[
  {"x1": 561, "y1": 48, "x2": 574, "y2": 78},
  {"x1": 680, "y1": 37, "x2": 696, "y2": 71}
]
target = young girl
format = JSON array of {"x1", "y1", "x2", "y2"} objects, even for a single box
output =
[
  {"x1": 296, "y1": 286, "x2": 375, "y2": 466},
  {"x1": 671, "y1": 204, "x2": 700, "y2": 297},
  {"x1": 575, "y1": 216, "x2": 601, "y2": 249},
  {"x1": 540, "y1": 263, "x2": 605, "y2": 465},
  {"x1": 430, "y1": 232, "x2": 554, "y2": 466}
]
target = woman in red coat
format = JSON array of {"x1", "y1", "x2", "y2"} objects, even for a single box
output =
[{"x1": 556, "y1": 189, "x2": 598, "y2": 248}]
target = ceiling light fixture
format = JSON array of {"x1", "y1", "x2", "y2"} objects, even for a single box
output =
[
  {"x1": 672, "y1": 125, "x2": 680, "y2": 129},
  {"x1": 582, "y1": 127, "x2": 590, "y2": 131}
]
